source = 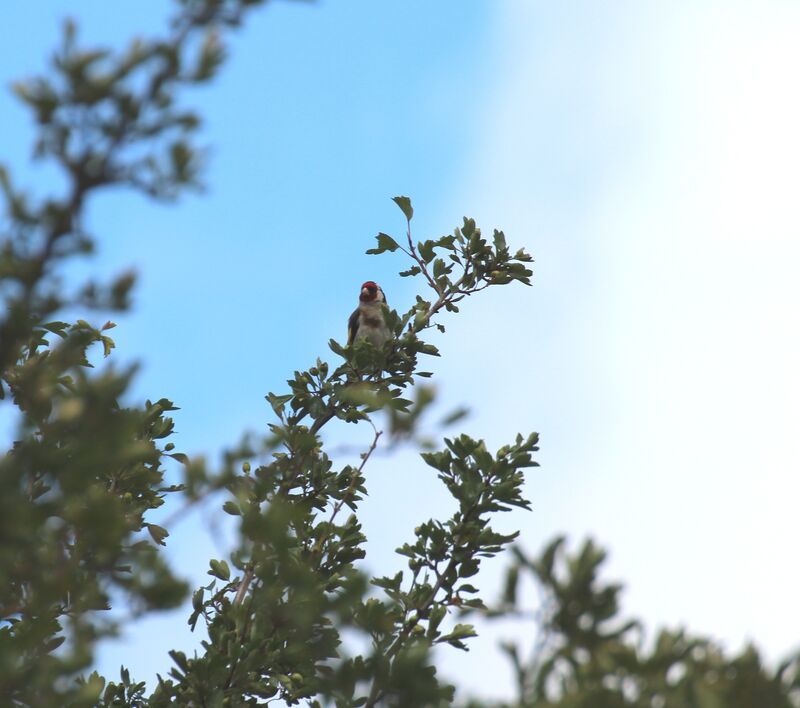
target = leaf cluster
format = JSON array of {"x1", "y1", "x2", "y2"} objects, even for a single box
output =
[
  {"x1": 1, "y1": 2, "x2": 274, "y2": 704},
  {"x1": 1, "y1": 0, "x2": 270, "y2": 379},
  {"x1": 0, "y1": 320, "x2": 187, "y2": 704},
  {"x1": 137, "y1": 197, "x2": 537, "y2": 707},
  {"x1": 478, "y1": 537, "x2": 800, "y2": 708}
]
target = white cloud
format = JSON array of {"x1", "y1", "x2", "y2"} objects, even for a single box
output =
[{"x1": 435, "y1": 1, "x2": 800, "y2": 699}]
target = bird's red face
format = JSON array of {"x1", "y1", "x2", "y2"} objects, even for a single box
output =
[{"x1": 359, "y1": 281, "x2": 383, "y2": 303}]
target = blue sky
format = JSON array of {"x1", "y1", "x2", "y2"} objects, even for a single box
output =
[{"x1": 2, "y1": 1, "x2": 799, "y2": 702}]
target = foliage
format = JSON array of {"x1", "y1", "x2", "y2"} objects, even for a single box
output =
[
  {"x1": 1, "y1": 1, "x2": 539, "y2": 704},
  {"x1": 1, "y1": 2, "x2": 797, "y2": 707},
  {"x1": 1, "y1": 1, "x2": 266, "y2": 703},
  {"x1": 135, "y1": 194, "x2": 536, "y2": 707},
  {"x1": 475, "y1": 537, "x2": 800, "y2": 708}
]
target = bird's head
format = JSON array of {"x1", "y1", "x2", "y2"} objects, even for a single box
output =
[{"x1": 359, "y1": 281, "x2": 385, "y2": 304}]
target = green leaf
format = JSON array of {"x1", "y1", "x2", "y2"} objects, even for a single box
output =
[
  {"x1": 100, "y1": 335, "x2": 115, "y2": 357},
  {"x1": 440, "y1": 406, "x2": 469, "y2": 426},
  {"x1": 371, "y1": 571, "x2": 403, "y2": 592},
  {"x1": 208, "y1": 559, "x2": 230, "y2": 581},
  {"x1": 147, "y1": 524, "x2": 169, "y2": 546},
  {"x1": 329, "y1": 338, "x2": 346, "y2": 357},
  {"x1": 222, "y1": 500, "x2": 241, "y2": 516},
  {"x1": 170, "y1": 141, "x2": 193, "y2": 176},
  {"x1": 443, "y1": 623, "x2": 477, "y2": 640},
  {"x1": 459, "y1": 559, "x2": 479, "y2": 578},
  {"x1": 44, "y1": 636, "x2": 66, "y2": 653},
  {"x1": 42, "y1": 321, "x2": 70, "y2": 337},
  {"x1": 426, "y1": 605, "x2": 447, "y2": 640},
  {"x1": 392, "y1": 195, "x2": 414, "y2": 221},
  {"x1": 266, "y1": 392, "x2": 293, "y2": 416},
  {"x1": 417, "y1": 240, "x2": 435, "y2": 264},
  {"x1": 437, "y1": 623, "x2": 478, "y2": 650},
  {"x1": 192, "y1": 588, "x2": 205, "y2": 611},
  {"x1": 432, "y1": 258, "x2": 452, "y2": 279},
  {"x1": 169, "y1": 650, "x2": 189, "y2": 674},
  {"x1": 366, "y1": 232, "x2": 401, "y2": 255}
]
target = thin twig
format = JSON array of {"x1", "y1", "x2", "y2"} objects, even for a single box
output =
[
  {"x1": 225, "y1": 567, "x2": 257, "y2": 692},
  {"x1": 364, "y1": 548, "x2": 461, "y2": 708},
  {"x1": 309, "y1": 409, "x2": 335, "y2": 436},
  {"x1": 364, "y1": 476, "x2": 491, "y2": 706},
  {"x1": 403, "y1": 215, "x2": 440, "y2": 295},
  {"x1": 233, "y1": 564, "x2": 254, "y2": 608},
  {"x1": 329, "y1": 423, "x2": 382, "y2": 527},
  {"x1": 313, "y1": 424, "x2": 382, "y2": 559}
]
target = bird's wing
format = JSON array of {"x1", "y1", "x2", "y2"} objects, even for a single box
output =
[{"x1": 347, "y1": 307, "x2": 360, "y2": 345}]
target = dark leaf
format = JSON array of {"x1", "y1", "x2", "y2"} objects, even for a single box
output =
[
  {"x1": 392, "y1": 195, "x2": 414, "y2": 221},
  {"x1": 147, "y1": 524, "x2": 169, "y2": 546}
]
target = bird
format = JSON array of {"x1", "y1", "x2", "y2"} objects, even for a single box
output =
[{"x1": 347, "y1": 281, "x2": 391, "y2": 349}]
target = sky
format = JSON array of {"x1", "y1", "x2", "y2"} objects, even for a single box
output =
[{"x1": 1, "y1": 0, "x2": 799, "y2": 702}]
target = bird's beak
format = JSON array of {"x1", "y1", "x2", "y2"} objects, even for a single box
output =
[{"x1": 361, "y1": 287, "x2": 369, "y2": 297}]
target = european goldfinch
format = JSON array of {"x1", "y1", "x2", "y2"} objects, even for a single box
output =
[{"x1": 347, "y1": 281, "x2": 391, "y2": 348}]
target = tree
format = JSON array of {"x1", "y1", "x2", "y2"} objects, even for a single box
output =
[
  {"x1": 1, "y1": 2, "x2": 797, "y2": 707},
  {"x1": 1, "y1": 2, "x2": 536, "y2": 705}
]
